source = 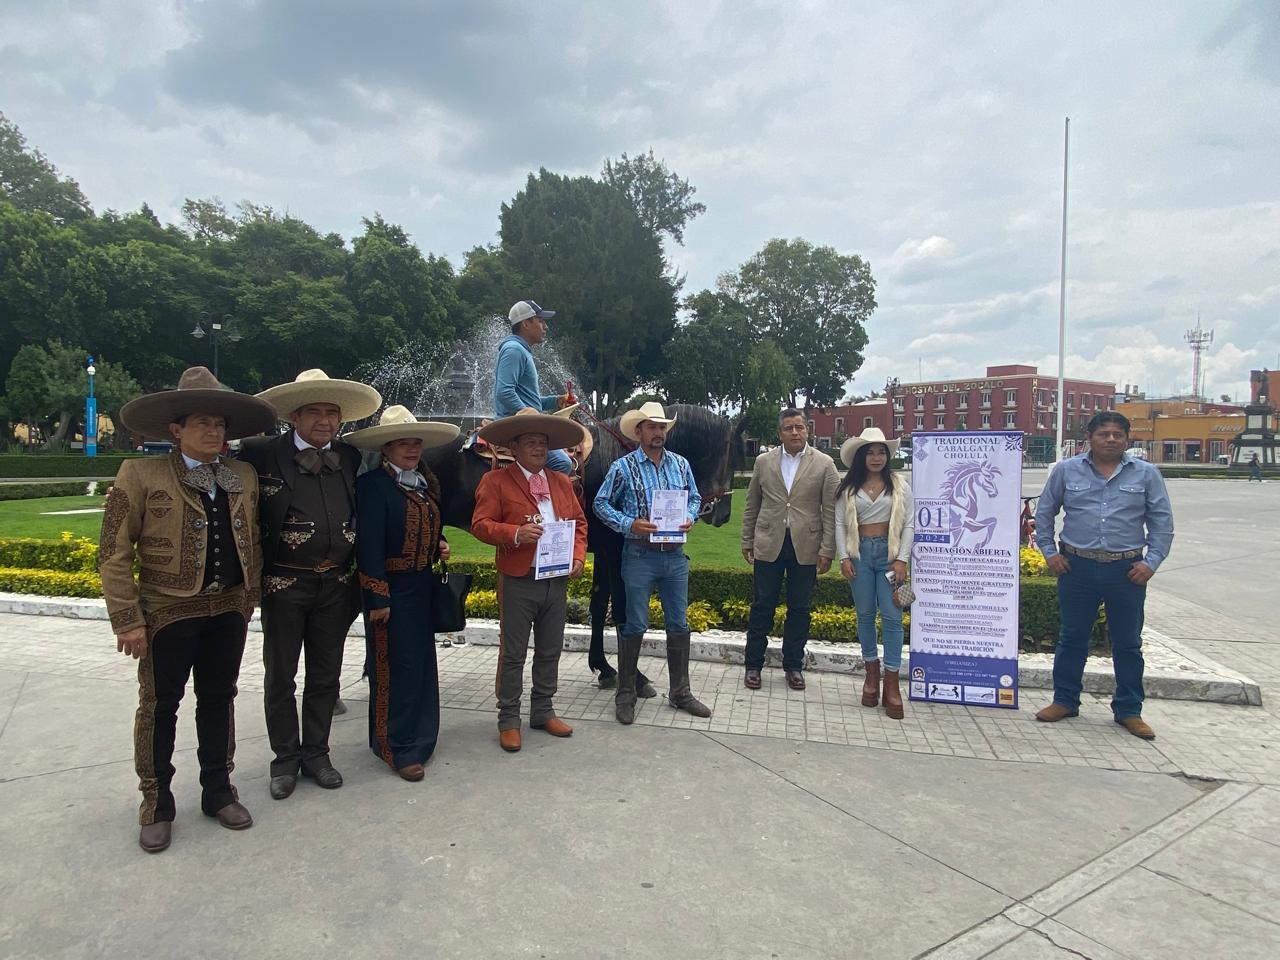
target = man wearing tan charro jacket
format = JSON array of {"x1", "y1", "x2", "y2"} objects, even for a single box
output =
[{"x1": 100, "y1": 367, "x2": 276, "y2": 853}]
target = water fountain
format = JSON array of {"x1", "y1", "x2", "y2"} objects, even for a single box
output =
[{"x1": 355, "y1": 316, "x2": 584, "y2": 430}]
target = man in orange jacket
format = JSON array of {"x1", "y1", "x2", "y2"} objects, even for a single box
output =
[{"x1": 471, "y1": 410, "x2": 589, "y2": 753}]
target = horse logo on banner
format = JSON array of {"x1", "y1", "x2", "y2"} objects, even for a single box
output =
[{"x1": 940, "y1": 460, "x2": 1002, "y2": 549}]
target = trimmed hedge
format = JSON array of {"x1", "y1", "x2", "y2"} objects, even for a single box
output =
[
  {"x1": 0, "y1": 539, "x2": 1106, "y2": 652},
  {"x1": 0, "y1": 481, "x2": 100, "y2": 500},
  {"x1": 0, "y1": 455, "x2": 138, "y2": 479}
]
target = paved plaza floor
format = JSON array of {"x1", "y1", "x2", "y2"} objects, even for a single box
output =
[{"x1": 1, "y1": 477, "x2": 1278, "y2": 958}]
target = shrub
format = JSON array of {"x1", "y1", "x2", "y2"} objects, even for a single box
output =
[
  {"x1": 0, "y1": 567, "x2": 103, "y2": 598},
  {"x1": 0, "y1": 534, "x2": 99, "y2": 572},
  {"x1": 0, "y1": 455, "x2": 139, "y2": 479},
  {"x1": 0, "y1": 481, "x2": 96, "y2": 500}
]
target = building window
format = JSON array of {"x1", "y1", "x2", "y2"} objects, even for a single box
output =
[
  {"x1": 1067, "y1": 391, "x2": 1075, "y2": 408},
  {"x1": 863, "y1": 416, "x2": 873, "y2": 428},
  {"x1": 957, "y1": 417, "x2": 968, "y2": 431},
  {"x1": 981, "y1": 391, "x2": 992, "y2": 407},
  {"x1": 1005, "y1": 412, "x2": 1016, "y2": 428},
  {"x1": 1005, "y1": 389, "x2": 1017, "y2": 404},
  {"x1": 893, "y1": 397, "x2": 904, "y2": 411},
  {"x1": 1081, "y1": 394, "x2": 1091, "y2": 409},
  {"x1": 807, "y1": 420, "x2": 815, "y2": 435},
  {"x1": 957, "y1": 395, "x2": 968, "y2": 409},
  {"x1": 935, "y1": 415, "x2": 945, "y2": 429},
  {"x1": 915, "y1": 415, "x2": 924, "y2": 430},
  {"x1": 1095, "y1": 395, "x2": 1104, "y2": 410},
  {"x1": 817, "y1": 437, "x2": 830, "y2": 450},
  {"x1": 1037, "y1": 389, "x2": 1047, "y2": 405},
  {"x1": 981, "y1": 413, "x2": 991, "y2": 428},
  {"x1": 894, "y1": 416, "x2": 904, "y2": 431},
  {"x1": 1210, "y1": 439, "x2": 1224, "y2": 460},
  {"x1": 1037, "y1": 415, "x2": 1046, "y2": 429},
  {"x1": 835, "y1": 417, "x2": 845, "y2": 436}
]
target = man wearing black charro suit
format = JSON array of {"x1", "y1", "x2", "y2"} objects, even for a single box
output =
[{"x1": 239, "y1": 369, "x2": 382, "y2": 800}]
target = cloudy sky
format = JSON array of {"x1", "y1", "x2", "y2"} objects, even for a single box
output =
[{"x1": 3, "y1": 0, "x2": 1277, "y2": 401}]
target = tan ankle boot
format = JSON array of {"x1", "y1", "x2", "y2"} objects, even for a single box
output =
[
  {"x1": 883, "y1": 669, "x2": 904, "y2": 719},
  {"x1": 861, "y1": 659, "x2": 881, "y2": 707}
]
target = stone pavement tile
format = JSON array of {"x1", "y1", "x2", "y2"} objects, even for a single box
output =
[
  {"x1": 701, "y1": 730, "x2": 1202, "y2": 901},
  {"x1": 1053, "y1": 868, "x2": 1280, "y2": 960},
  {"x1": 1209, "y1": 785, "x2": 1280, "y2": 848},
  {"x1": 984, "y1": 921, "x2": 1129, "y2": 960},
  {"x1": 1144, "y1": 820, "x2": 1280, "y2": 917},
  {"x1": 0, "y1": 669, "x2": 28, "y2": 727},
  {"x1": 1, "y1": 697, "x2": 1009, "y2": 960}
]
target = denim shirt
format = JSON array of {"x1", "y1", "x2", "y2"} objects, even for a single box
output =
[
  {"x1": 593, "y1": 448, "x2": 702, "y2": 539},
  {"x1": 1034, "y1": 451, "x2": 1174, "y2": 570},
  {"x1": 493, "y1": 335, "x2": 558, "y2": 417}
]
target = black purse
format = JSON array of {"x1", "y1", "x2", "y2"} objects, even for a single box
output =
[{"x1": 430, "y1": 563, "x2": 472, "y2": 634}]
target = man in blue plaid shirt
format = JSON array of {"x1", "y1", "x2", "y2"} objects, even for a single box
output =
[{"x1": 594, "y1": 402, "x2": 712, "y2": 725}]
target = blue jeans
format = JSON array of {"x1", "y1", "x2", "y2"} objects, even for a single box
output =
[
  {"x1": 545, "y1": 448, "x2": 574, "y2": 475},
  {"x1": 850, "y1": 536, "x2": 904, "y2": 671},
  {"x1": 1054, "y1": 553, "x2": 1146, "y2": 718},
  {"x1": 620, "y1": 541, "x2": 689, "y2": 638}
]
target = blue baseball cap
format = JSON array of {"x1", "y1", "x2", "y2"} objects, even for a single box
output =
[{"x1": 509, "y1": 300, "x2": 556, "y2": 323}]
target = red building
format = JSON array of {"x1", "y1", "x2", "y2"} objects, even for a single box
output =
[{"x1": 807, "y1": 365, "x2": 1117, "y2": 455}]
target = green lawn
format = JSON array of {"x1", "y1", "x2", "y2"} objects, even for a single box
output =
[
  {"x1": 0, "y1": 496, "x2": 107, "y2": 541},
  {"x1": 1, "y1": 497, "x2": 845, "y2": 579}
]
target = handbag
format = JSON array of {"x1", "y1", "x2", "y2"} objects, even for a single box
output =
[
  {"x1": 892, "y1": 575, "x2": 915, "y2": 609},
  {"x1": 430, "y1": 563, "x2": 473, "y2": 634}
]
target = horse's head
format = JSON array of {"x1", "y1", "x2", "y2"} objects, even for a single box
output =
[{"x1": 977, "y1": 462, "x2": 1002, "y2": 497}]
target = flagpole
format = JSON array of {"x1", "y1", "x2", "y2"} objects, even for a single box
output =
[{"x1": 1055, "y1": 117, "x2": 1070, "y2": 462}]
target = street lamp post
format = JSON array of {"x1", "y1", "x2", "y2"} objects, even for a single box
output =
[
  {"x1": 85, "y1": 356, "x2": 97, "y2": 458},
  {"x1": 189, "y1": 316, "x2": 244, "y2": 378}
]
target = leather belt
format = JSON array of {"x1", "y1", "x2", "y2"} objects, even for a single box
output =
[
  {"x1": 1061, "y1": 542, "x2": 1142, "y2": 563},
  {"x1": 273, "y1": 560, "x2": 344, "y2": 573},
  {"x1": 638, "y1": 539, "x2": 683, "y2": 553}
]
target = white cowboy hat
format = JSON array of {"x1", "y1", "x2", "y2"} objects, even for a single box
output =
[
  {"x1": 120, "y1": 366, "x2": 277, "y2": 441},
  {"x1": 618, "y1": 401, "x2": 677, "y2": 441},
  {"x1": 840, "y1": 427, "x2": 900, "y2": 467},
  {"x1": 479, "y1": 408, "x2": 587, "y2": 451},
  {"x1": 343, "y1": 405, "x2": 460, "y2": 451},
  {"x1": 255, "y1": 369, "x2": 382, "y2": 421}
]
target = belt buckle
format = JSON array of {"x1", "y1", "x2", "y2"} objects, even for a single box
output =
[{"x1": 200, "y1": 581, "x2": 225, "y2": 596}]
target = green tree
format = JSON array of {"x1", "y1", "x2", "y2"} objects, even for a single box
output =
[
  {"x1": 720, "y1": 237, "x2": 875, "y2": 410},
  {"x1": 498, "y1": 169, "x2": 677, "y2": 410},
  {"x1": 0, "y1": 113, "x2": 92, "y2": 225},
  {"x1": 601, "y1": 149, "x2": 706, "y2": 246},
  {"x1": 181, "y1": 197, "x2": 238, "y2": 242},
  {"x1": 2, "y1": 341, "x2": 140, "y2": 448}
]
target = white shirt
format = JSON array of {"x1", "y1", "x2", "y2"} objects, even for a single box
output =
[
  {"x1": 780, "y1": 444, "x2": 807, "y2": 494},
  {"x1": 292, "y1": 432, "x2": 332, "y2": 452},
  {"x1": 181, "y1": 452, "x2": 218, "y2": 500},
  {"x1": 518, "y1": 464, "x2": 557, "y2": 522}
]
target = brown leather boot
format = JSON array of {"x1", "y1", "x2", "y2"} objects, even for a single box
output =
[
  {"x1": 882, "y1": 669, "x2": 904, "y2": 720},
  {"x1": 861, "y1": 659, "x2": 881, "y2": 707}
]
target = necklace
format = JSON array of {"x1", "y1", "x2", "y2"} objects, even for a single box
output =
[{"x1": 861, "y1": 481, "x2": 885, "y2": 498}]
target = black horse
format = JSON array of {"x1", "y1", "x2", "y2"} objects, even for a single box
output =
[{"x1": 422, "y1": 404, "x2": 743, "y2": 685}]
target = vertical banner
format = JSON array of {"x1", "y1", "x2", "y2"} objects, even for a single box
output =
[
  {"x1": 908, "y1": 432, "x2": 1022, "y2": 709},
  {"x1": 84, "y1": 396, "x2": 98, "y2": 458}
]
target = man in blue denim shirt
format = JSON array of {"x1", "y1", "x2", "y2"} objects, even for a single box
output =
[
  {"x1": 594, "y1": 401, "x2": 711, "y2": 724},
  {"x1": 493, "y1": 300, "x2": 574, "y2": 474},
  {"x1": 1034, "y1": 411, "x2": 1174, "y2": 739}
]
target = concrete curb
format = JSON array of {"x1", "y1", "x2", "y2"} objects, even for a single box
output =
[{"x1": 1, "y1": 592, "x2": 1260, "y2": 706}]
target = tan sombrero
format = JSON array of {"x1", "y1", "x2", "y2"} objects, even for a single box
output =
[
  {"x1": 840, "y1": 427, "x2": 900, "y2": 467},
  {"x1": 256, "y1": 369, "x2": 382, "y2": 421},
  {"x1": 120, "y1": 366, "x2": 278, "y2": 442},
  {"x1": 618, "y1": 401, "x2": 677, "y2": 441},
  {"x1": 344, "y1": 405, "x2": 460, "y2": 450},
  {"x1": 479, "y1": 408, "x2": 586, "y2": 450}
]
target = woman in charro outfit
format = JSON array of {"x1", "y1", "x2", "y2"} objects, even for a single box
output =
[
  {"x1": 834, "y1": 428, "x2": 915, "y2": 719},
  {"x1": 348, "y1": 406, "x2": 460, "y2": 781}
]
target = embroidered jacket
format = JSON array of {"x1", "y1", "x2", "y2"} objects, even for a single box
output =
[
  {"x1": 355, "y1": 462, "x2": 446, "y2": 610},
  {"x1": 98, "y1": 451, "x2": 262, "y2": 633}
]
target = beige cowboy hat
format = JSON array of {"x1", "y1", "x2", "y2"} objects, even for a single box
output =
[
  {"x1": 120, "y1": 366, "x2": 277, "y2": 442},
  {"x1": 840, "y1": 427, "x2": 900, "y2": 467},
  {"x1": 618, "y1": 401, "x2": 677, "y2": 441},
  {"x1": 255, "y1": 369, "x2": 382, "y2": 421},
  {"x1": 343, "y1": 405, "x2": 461, "y2": 451},
  {"x1": 479, "y1": 407, "x2": 586, "y2": 451}
]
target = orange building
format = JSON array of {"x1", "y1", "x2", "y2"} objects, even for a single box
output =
[{"x1": 1115, "y1": 400, "x2": 1246, "y2": 463}]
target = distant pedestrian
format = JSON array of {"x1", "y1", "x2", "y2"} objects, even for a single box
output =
[
  {"x1": 834, "y1": 428, "x2": 914, "y2": 719},
  {"x1": 1249, "y1": 454, "x2": 1263, "y2": 482},
  {"x1": 739, "y1": 407, "x2": 839, "y2": 691},
  {"x1": 1034, "y1": 412, "x2": 1174, "y2": 740}
]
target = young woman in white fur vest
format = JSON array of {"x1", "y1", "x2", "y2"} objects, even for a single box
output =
[{"x1": 834, "y1": 428, "x2": 914, "y2": 718}]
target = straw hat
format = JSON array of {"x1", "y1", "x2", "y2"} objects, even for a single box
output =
[
  {"x1": 255, "y1": 369, "x2": 382, "y2": 421},
  {"x1": 618, "y1": 401, "x2": 677, "y2": 441},
  {"x1": 840, "y1": 427, "x2": 900, "y2": 467},
  {"x1": 119, "y1": 366, "x2": 277, "y2": 441},
  {"x1": 343, "y1": 405, "x2": 460, "y2": 451},
  {"x1": 479, "y1": 408, "x2": 586, "y2": 450}
]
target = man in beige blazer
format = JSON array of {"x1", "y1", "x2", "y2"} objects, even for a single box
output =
[{"x1": 740, "y1": 408, "x2": 840, "y2": 690}]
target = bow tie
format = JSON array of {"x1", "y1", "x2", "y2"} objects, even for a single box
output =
[
  {"x1": 296, "y1": 447, "x2": 341, "y2": 475},
  {"x1": 527, "y1": 472, "x2": 550, "y2": 500},
  {"x1": 182, "y1": 461, "x2": 243, "y2": 496}
]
